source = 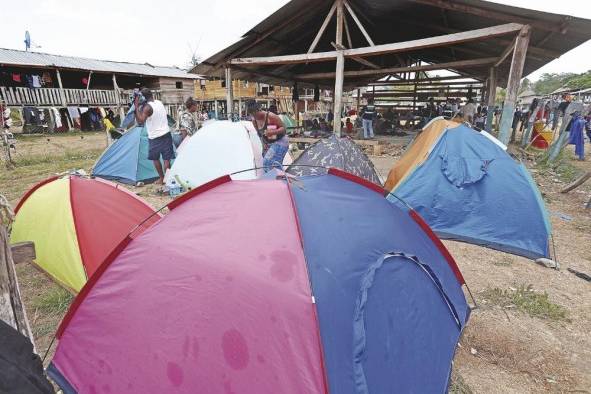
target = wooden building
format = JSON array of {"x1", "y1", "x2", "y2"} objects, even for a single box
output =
[
  {"x1": 0, "y1": 48, "x2": 202, "y2": 118},
  {"x1": 193, "y1": 0, "x2": 591, "y2": 144},
  {"x1": 194, "y1": 78, "x2": 332, "y2": 117}
]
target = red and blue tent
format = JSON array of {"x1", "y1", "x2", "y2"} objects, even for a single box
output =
[{"x1": 49, "y1": 170, "x2": 469, "y2": 393}]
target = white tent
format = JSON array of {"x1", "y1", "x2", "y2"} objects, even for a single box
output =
[{"x1": 165, "y1": 121, "x2": 292, "y2": 190}]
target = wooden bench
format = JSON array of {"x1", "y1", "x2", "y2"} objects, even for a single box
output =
[{"x1": 289, "y1": 136, "x2": 383, "y2": 155}]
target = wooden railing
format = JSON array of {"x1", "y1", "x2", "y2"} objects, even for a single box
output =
[{"x1": 0, "y1": 87, "x2": 162, "y2": 107}]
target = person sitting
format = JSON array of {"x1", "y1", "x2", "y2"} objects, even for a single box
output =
[{"x1": 345, "y1": 118, "x2": 354, "y2": 134}]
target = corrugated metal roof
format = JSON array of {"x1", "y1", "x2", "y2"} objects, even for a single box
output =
[
  {"x1": 0, "y1": 48, "x2": 203, "y2": 79},
  {"x1": 193, "y1": 0, "x2": 591, "y2": 87}
]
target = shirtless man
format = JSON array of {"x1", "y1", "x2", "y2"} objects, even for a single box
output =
[{"x1": 246, "y1": 100, "x2": 288, "y2": 172}]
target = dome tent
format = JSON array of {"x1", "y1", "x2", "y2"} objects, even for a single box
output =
[
  {"x1": 165, "y1": 121, "x2": 292, "y2": 190},
  {"x1": 385, "y1": 118, "x2": 552, "y2": 260},
  {"x1": 10, "y1": 175, "x2": 161, "y2": 292},
  {"x1": 92, "y1": 126, "x2": 171, "y2": 185},
  {"x1": 49, "y1": 170, "x2": 469, "y2": 393},
  {"x1": 287, "y1": 134, "x2": 381, "y2": 185}
]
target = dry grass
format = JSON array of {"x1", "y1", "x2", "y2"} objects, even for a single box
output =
[{"x1": 480, "y1": 284, "x2": 568, "y2": 321}]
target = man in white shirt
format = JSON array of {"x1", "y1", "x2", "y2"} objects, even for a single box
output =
[{"x1": 135, "y1": 88, "x2": 174, "y2": 184}]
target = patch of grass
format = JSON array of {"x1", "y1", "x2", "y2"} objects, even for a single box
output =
[
  {"x1": 32, "y1": 287, "x2": 73, "y2": 315},
  {"x1": 13, "y1": 149, "x2": 103, "y2": 167},
  {"x1": 449, "y1": 374, "x2": 473, "y2": 394},
  {"x1": 535, "y1": 150, "x2": 581, "y2": 183},
  {"x1": 480, "y1": 284, "x2": 567, "y2": 321}
]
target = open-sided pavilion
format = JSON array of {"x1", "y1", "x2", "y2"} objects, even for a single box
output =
[{"x1": 193, "y1": 0, "x2": 591, "y2": 143}]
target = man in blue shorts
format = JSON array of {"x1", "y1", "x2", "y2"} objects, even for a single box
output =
[{"x1": 134, "y1": 88, "x2": 174, "y2": 184}]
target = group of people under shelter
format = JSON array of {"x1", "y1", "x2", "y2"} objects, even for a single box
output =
[{"x1": 132, "y1": 88, "x2": 290, "y2": 187}]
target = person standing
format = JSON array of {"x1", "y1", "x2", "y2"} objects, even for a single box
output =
[
  {"x1": 460, "y1": 99, "x2": 477, "y2": 124},
  {"x1": 178, "y1": 97, "x2": 199, "y2": 143},
  {"x1": 361, "y1": 98, "x2": 376, "y2": 139},
  {"x1": 246, "y1": 100, "x2": 289, "y2": 171},
  {"x1": 134, "y1": 88, "x2": 174, "y2": 185}
]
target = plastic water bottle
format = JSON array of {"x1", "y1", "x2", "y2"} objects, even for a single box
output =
[{"x1": 169, "y1": 180, "x2": 181, "y2": 197}]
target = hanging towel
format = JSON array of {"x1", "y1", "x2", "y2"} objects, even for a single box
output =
[
  {"x1": 51, "y1": 108, "x2": 62, "y2": 128},
  {"x1": 32, "y1": 75, "x2": 42, "y2": 88},
  {"x1": 79, "y1": 107, "x2": 89, "y2": 114},
  {"x1": 67, "y1": 107, "x2": 80, "y2": 119},
  {"x1": 12, "y1": 73, "x2": 21, "y2": 83}
]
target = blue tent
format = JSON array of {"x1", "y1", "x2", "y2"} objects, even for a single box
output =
[
  {"x1": 92, "y1": 126, "x2": 160, "y2": 184},
  {"x1": 388, "y1": 123, "x2": 552, "y2": 260}
]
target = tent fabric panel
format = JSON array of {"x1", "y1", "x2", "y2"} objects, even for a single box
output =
[
  {"x1": 290, "y1": 174, "x2": 468, "y2": 394},
  {"x1": 384, "y1": 118, "x2": 459, "y2": 192},
  {"x1": 165, "y1": 121, "x2": 260, "y2": 189},
  {"x1": 392, "y1": 124, "x2": 551, "y2": 259},
  {"x1": 69, "y1": 176, "x2": 160, "y2": 280},
  {"x1": 352, "y1": 253, "x2": 462, "y2": 393},
  {"x1": 92, "y1": 126, "x2": 142, "y2": 184},
  {"x1": 52, "y1": 179, "x2": 326, "y2": 393},
  {"x1": 136, "y1": 126, "x2": 161, "y2": 183},
  {"x1": 288, "y1": 136, "x2": 381, "y2": 186},
  {"x1": 10, "y1": 178, "x2": 86, "y2": 291}
]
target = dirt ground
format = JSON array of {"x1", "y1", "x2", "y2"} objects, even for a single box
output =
[{"x1": 1, "y1": 131, "x2": 590, "y2": 393}]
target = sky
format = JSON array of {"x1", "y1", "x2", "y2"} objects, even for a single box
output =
[{"x1": 0, "y1": 0, "x2": 590, "y2": 81}]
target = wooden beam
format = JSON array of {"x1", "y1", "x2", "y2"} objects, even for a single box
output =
[
  {"x1": 396, "y1": 15, "x2": 560, "y2": 59},
  {"x1": 10, "y1": 242, "x2": 35, "y2": 265},
  {"x1": 308, "y1": 1, "x2": 337, "y2": 54},
  {"x1": 296, "y1": 57, "x2": 497, "y2": 80},
  {"x1": 498, "y1": 25, "x2": 531, "y2": 145},
  {"x1": 368, "y1": 75, "x2": 482, "y2": 85},
  {"x1": 494, "y1": 36, "x2": 517, "y2": 67},
  {"x1": 409, "y1": 0, "x2": 570, "y2": 34},
  {"x1": 333, "y1": 0, "x2": 345, "y2": 136},
  {"x1": 230, "y1": 23, "x2": 523, "y2": 66},
  {"x1": 225, "y1": 67, "x2": 233, "y2": 117},
  {"x1": 332, "y1": 42, "x2": 380, "y2": 69},
  {"x1": 486, "y1": 67, "x2": 497, "y2": 131},
  {"x1": 343, "y1": 12, "x2": 353, "y2": 49},
  {"x1": 343, "y1": 0, "x2": 375, "y2": 46}
]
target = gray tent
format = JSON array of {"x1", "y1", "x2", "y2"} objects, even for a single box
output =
[{"x1": 288, "y1": 135, "x2": 381, "y2": 186}]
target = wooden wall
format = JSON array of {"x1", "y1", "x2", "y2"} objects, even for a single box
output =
[
  {"x1": 156, "y1": 77, "x2": 196, "y2": 105},
  {"x1": 195, "y1": 80, "x2": 292, "y2": 101}
]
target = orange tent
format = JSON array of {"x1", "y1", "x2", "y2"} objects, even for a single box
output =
[{"x1": 384, "y1": 118, "x2": 460, "y2": 192}]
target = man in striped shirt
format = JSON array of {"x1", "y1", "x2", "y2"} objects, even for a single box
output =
[{"x1": 361, "y1": 98, "x2": 376, "y2": 139}]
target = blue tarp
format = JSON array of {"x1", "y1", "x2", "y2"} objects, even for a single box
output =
[
  {"x1": 92, "y1": 126, "x2": 160, "y2": 184},
  {"x1": 388, "y1": 124, "x2": 552, "y2": 259},
  {"x1": 291, "y1": 174, "x2": 469, "y2": 393}
]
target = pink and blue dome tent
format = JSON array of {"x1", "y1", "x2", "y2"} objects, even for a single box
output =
[
  {"x1": 91, "y1": 126, "x2": 165, "y2": 185},
  {"x1": 48, "y1": 170, "x2": 470, "y2": 393}
]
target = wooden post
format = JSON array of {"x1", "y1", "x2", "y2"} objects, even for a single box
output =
[
  {"x1": 225, "y1": 67, "x2": 233, "y2": 119},
  {"x1": 55, "y1": 68, "x2": 67, "y2": 106},
  {"x1": 498, "y1": 26, "x2": 530, "y2": 145},
  {"x1": 214, "y1": 99, "x2": 219, "y2": 119},
  {"x1": 0, "y1": 196, "x2": 34, "y2": 343},
  {"x1": 356, "y1": 88, "x2": 361, "y2": 113},
  {"x1": 86, "y1": 71, "x2": 93, "y2": 91},
  {"x1": 333, "y1": 0, "x2": 345, "y2": 136},
  {"x1": 485, "y1": 67, "x2": 497, "y2": 131}
]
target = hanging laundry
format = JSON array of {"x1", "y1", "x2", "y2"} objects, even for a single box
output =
[
  {"x1": 12, "y1": 73, "x2": 21, "y2": 83},
  {"x1": 568, "y1": 115, "x2": 586, "y2": 160},
  {"x1": 24, "y1": 75, "x2": 34, "y2": 88},
  {"x1": 31, "y1": 75, "x2": 42, "y2": 88},
  {"x1": 67, "y1": 107, "x2": 80, "y2": 119},
  {"x1": 79, "y1": 107, "x2": 89, "y2": 114},
  {"x1": 51, "y1": 107, "x2": 62, "y2": 128},
  {"x1": 82, "y1": 77, "x2": 89, "y2": 86}
]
